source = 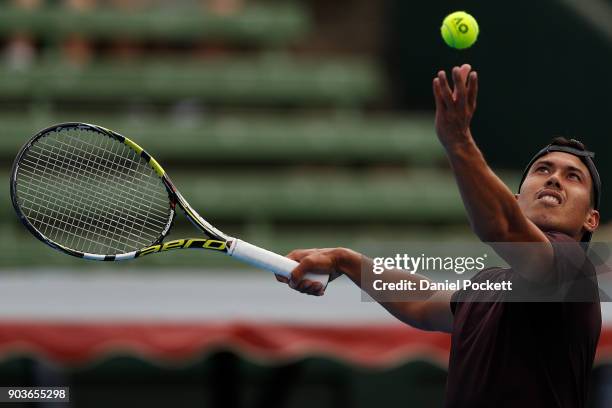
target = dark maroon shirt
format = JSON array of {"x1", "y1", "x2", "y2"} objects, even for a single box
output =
[{"x1": 445, "y1": 232, "x2": 601, "y2": 408}]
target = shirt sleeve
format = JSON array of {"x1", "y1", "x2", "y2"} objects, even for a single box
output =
[
  {"x1": 545, "y1": 231, "x2": 587, "y2": 280},
  {"x1": 537, "y1": 231, "x2": 597, "y2": 302}
]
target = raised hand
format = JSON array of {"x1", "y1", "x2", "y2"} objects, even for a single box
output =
[{"x1": 432, "y1": 64, "x2": 478, "y2": 149}]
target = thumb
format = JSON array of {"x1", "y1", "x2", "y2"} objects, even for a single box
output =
[{"x1": 289, "y1": 254, "x2": 333, "y2": 288}]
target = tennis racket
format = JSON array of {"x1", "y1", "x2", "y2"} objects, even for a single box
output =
[{"x1": 10, "y1": 122, "x2": 329, "y2": 287}]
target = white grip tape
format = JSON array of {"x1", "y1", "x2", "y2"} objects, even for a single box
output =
[{"x1": 229, "y1": 239, "x2": 329, "y2": 288}]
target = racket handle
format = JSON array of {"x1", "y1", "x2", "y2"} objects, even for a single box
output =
[{"x1": 228, "y1": 239, "x2": 329, "y2": 288}]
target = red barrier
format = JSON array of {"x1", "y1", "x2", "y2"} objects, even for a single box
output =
[{"x1": 1, "y1": 322, "x2": 611, "y2": 367}]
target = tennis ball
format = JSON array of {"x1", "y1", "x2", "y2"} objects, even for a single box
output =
[{"x1": 441, "y1": 11, "x2": 479, "y2": 50}]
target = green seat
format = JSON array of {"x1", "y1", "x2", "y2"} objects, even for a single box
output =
[
  {"x1": 0, "y1": 56, "x2": 382, "y2": 105},
  {"x1": 0, "y1": 4, "x2": 310, "y2": 45},
  {"x1": 0, "y1": 114, "x2": 442, "y2": 164},
  {"x1": 3, "y1": 170, "x2": 518, "y2": 223}
]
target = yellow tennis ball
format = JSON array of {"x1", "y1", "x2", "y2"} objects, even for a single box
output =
[{"x1": 441, "y1": 11, "x2": 479, "y2": 50}]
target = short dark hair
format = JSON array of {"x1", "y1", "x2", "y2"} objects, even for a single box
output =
[{"x1": 549, "y1": 136, "x2": 587, "y2": 152}]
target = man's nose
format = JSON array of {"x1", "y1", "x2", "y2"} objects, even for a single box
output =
[{"x1": 545, "y1": 176, "x2": 561, "y2": 189}]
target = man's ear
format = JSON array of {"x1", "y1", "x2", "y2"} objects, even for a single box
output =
[{"x1": 584, "y1": 209, "x2": 600, "y2": 233}]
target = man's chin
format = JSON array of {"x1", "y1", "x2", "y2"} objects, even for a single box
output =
[{"x1": 526, "y1": 212, "x2": 562, "y2": 233}]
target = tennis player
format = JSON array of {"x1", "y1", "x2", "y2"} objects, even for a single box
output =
[{"x1": 277, "y1": 64, "x2": 602, "y2": 407}]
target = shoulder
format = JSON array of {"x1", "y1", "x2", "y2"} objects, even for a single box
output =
[
  {"x1": 543, "y1": 231, "x2": 588, "y2": 267},
  {"x1": 529, "y1": 231, "x2": 597, "y2": 301}
]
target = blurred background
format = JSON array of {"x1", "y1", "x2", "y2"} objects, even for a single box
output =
[{"x1": 0, "y1": 0, "x2": 612, "y2": 406}]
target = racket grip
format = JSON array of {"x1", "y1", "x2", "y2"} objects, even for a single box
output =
[{"x1": 228, "y1": 239, "x2": 329, "y2": 288}]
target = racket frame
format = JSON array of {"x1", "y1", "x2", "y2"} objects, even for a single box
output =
[
  {"x1": 11, "y1": 122, "x2": 329, "y2": 287},
  {"x1": 10, "y1": 122, "x2": 229, "y2": 261}
]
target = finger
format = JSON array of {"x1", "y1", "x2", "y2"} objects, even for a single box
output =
[
  {"x1": 275, "y1": 274, "x2": 289, "y2": 284},
  {"x1": 304, "y1": 282, "x2": 323, "y2": 296},
  {"x1": 297, "y1": 280, "x2": 313, "y2": 293},
  {"x1": 459, "y1": 64, "x2": 472, "y2": 83},
  {"x1": 300, "y1": 280, "x2": 322, "y2": 295},
  {"x1": 467, "y1": 71, "x2": 478, "y2": 109},
  {"x1": 289, "y1": 254, "x2": 332, "y2": 288},
  {"x1": 310, "y1": 282, "x2": 323, "y2": 293},
  {"x1": 437, "y1": 70, "x2": 453, "y2": 106},
  {"x1": 452, "y1": 66, "x2": 467, "y2": 107},
  {"x1": 286, "y1": 249, "x2": 316, "y2": 262},
  {"x1": 289, "y1": 256, "x2": 315, "y2": 287},
  {"x1": 433, "y1": 78, "x2": 447, "y2": 111}
]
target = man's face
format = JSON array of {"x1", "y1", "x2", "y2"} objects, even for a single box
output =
[{"x1": 517, "y1": 152, "x2": 599, "y2": 240}]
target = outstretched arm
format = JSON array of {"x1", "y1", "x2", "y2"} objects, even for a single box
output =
[
  {"x1": 277, "y1": 248, "x2": 454, "y2": 333},
  {"x1": 433, "y1": 65, "x2": 552, "y2": 281}
]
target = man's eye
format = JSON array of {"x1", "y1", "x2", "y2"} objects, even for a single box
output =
[
  {"x1": 536, "y1": 166, "x2": 549, "y2": 173},
  {"x1": 569, "y1": 173, "x2": 581, "y2": 181}
]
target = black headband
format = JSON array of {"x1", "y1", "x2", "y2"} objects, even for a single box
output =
[{"x1": 518, "y1": 142, "x2": 601, "y2": 242}]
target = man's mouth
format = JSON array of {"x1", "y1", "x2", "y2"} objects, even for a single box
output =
[{"x1": 536, "y1": 190, "x2": 563, "y2": 206}]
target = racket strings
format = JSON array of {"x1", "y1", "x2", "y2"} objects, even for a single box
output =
[
  {"x1": 15, "y1": 127, "x2": 172, "y2": 255},
  {"x1": 19, "y1": 146, "x2": 169, "y2": 222},
  {"x1": 27, "y1": 136, "x2": 170, "y2": 211},
  {"x1": 18, "y1": 151, "x2": 162, "y2": 251},
  {"x1": 21, "y1": 131, "x2": 167, "y2": 253},
  {"x1": 55, "y1": 130, "x2": 167, "y2": 252},
  {"x1": 19, "y1": 135, "x2": 157, "y2": 253}
]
